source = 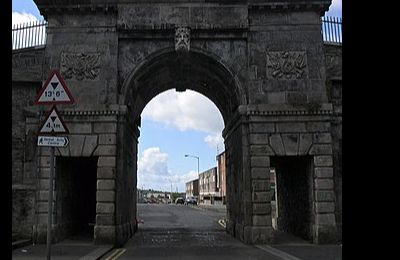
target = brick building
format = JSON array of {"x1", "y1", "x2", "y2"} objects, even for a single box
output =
[
  {"x1": 185, "y1": 179, "x2": 199, "y2": 199},
  {"x1": 216, "y1": 151, "x2": 226, "y2": 204}
]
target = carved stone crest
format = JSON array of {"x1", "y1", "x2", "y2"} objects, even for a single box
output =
[
  {"x1": 61, "y1": 52, "x2": 100, "y2": 80},
  {"x1": 266, "y1": 51, "x2": 308, "y2": 80},
  {"x1": 175, "y1": 27, "x2": 190, "y2": 52}
]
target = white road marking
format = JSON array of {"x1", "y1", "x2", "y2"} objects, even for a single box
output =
[{"x1": 255, "y1": 245, "x2": 304, "y2": 260}]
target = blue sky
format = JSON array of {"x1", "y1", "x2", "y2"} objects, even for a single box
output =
[{"x1": 12, "y1": 0, "x2": 342, "y2": 193}]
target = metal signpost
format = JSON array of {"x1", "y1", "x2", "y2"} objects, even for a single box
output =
[{"x1": 33, "y1": 69, "x2": 74, "y2": 260}]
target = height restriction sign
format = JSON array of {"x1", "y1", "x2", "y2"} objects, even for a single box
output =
[
  {"x1": 34, "y1": 69, "x2": 75, "y2": 105},
  {"x1": 38, "y1": 106, "x2": 69, "y2": 134}
]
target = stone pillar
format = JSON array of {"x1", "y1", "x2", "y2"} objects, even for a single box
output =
[
  {"x1": 95, "y1": 162, "x2": 117, "y2": 244},
  {"x1": 313, "y1": 156, "x2": 337, "y2": 243}
]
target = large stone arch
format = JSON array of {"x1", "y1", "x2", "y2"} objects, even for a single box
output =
[
  {"x1": 20, "y1": 0, "x2": 340, "y2": 247},
  {"x1": 114, "y1": 46, "x2": 258, "y2": 245},
  {"x1": 119, "y1": 47, "x2": 247, "y2": 124}
]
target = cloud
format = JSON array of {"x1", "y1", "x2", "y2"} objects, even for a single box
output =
[
  {"x1": 12, "y1": 11, "x2": 38, "y2": 26},
  {"x1": 204, "y1": 134, "x2": 224, "y2": 149},
  {"x1": 137, "y1": 147, "x2": 199, "y2": 192},
  {"x1": 142, "y1": 90, "x2": 224, "y2": 135},
  {"x1": 325, "y1": 0, "x2": 342, "y2": 17}
]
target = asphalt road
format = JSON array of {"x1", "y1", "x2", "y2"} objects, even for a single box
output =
[{"x1": 103, "y1": 203, "x2": 284, "y2": 260}]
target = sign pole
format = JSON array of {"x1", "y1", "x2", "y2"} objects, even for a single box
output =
[{"x1": 46, "y1": 146, "x2": 55, "y2": 260}]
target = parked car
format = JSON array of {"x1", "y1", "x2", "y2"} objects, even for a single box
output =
[
  {"x1": 185, "y1": 197, "x2": 197, "y2": 205},
  {"x1": 175, "y1": 197, "x2": 185, "y2": 204}
]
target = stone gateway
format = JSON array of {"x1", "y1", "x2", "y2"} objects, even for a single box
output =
[{"x1": 12, "y1": 0, "x2": 342, "y2": 246}]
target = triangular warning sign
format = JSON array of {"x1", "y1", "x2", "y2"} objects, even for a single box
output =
[
  {"x1": 34, "y1": 69, "x2": 75, "y2": 105},
  {"x1": 39, "y1": 106, "x2": 69, "y2": 134}
]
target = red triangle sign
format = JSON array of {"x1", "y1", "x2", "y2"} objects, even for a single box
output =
[
  {"x1": 38, "y1": 106, "x2": 69, "y2": 134},
  {"x1": 34, "y1": 69, "x2": 75, "y2": 105}
]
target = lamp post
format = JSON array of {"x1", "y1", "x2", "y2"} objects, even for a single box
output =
[{"x1": 184, "y1": 154, "x2": 200, "y2": 174}]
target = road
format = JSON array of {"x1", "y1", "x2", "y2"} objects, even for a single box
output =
[{"x1": 102, "y1": 203, "x2": 284, "y2": 260}]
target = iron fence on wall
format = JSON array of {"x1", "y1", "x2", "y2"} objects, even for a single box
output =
[
  {"x1": 12, "y1": 20, "x2": 47, "y2": 50},
  {"x1": 321, "y1": 16, "x2": 342, "y2": 44},
  {"x1": 11, "y1": 16, "x2": 341, "y2": 50}
]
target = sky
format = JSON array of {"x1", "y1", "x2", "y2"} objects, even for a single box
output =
[{"x1": 12, "y1": 0, "x2": 342, "y2": 193}]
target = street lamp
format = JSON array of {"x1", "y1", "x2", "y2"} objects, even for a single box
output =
[{"x1": 184, "y1": 154, "x2": 200, "y2": 174}]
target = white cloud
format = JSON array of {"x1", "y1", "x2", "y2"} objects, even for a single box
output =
[
  {"x1": 326, "y1": 0, "x2": 342, "y2": 17},
  {"x1": 204, "y1": 134, "x2": 224, "y2": 150},
  {"x1": 12, "y1": 11, "x2": 38, "y2": 26},
  {"x1": 142, "y1": 90, "x2": 224, "y2": 135},
  {"x1": 331, "y1": 0, "x2": 342, "y2": 10},
  {"x1": 137, "y1": 147, "x2": 199, "y2": 192}
]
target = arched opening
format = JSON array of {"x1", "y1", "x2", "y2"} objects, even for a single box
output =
[
  {"x1": 115, "y1": 49, "x2": 246, "y2": 245},
  {"x1": 135, "y1": 89, "x2": 228, "y2": 242}
]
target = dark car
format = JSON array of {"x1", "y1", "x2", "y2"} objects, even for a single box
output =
[
  {"x1": 185, "y1": 197, "x2": 197, "y2": 205},
  {"x1": 175, "y1": 197, "x2": 185, "y2": 204}
]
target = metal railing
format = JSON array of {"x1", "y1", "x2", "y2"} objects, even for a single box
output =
[
  {"x1": 321, "y1": 16, "x2": 342, "y2": 44},
  {"x1": 11, "y1": 16, "x2": 341, "y2": 50},
  {"x1": 12, "y1": 20, "x2": 47, "y2": 50}
]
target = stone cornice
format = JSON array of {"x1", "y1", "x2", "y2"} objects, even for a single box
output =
[
  {"x1": 248, "y1": 0, "x2": 331, "y2": 15},
  {"x1": 26, "y1": 105, "x2": 128, "y2": 117},
  {"x1": 238, "y1": 103, "x2": 333, "y2": 116}
]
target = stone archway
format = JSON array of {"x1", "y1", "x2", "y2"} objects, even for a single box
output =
[
  {"x1": 23, "y1": 0, "x2": 340, "y2": 247},
  {"x1": 110, "y1": 47, "x2": 255, "y2": 246}
]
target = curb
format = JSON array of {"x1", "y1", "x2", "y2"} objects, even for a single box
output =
[
  {"x1": 12, "y1": 239, "x2": 32, "y2": 250},
  {"x1": 78, "y1": 245, "x2": 114, "y2": 260}
]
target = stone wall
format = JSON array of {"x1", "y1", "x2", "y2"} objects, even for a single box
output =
[
  {"x1": 12, "y1": 80, "x2": 41, "y2": 239},
  {"x1": 14, "y1": 0, "x2": 340, "y2": 245}
]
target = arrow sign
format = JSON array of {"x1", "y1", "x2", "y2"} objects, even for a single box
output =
[
  {"x1": 37, "y1": 136, "x2": 69, "y2": 147},
  {"x1": 39, "y1": 106, "x2": 69, "y2": 134},
  {"x1": 34, "y1": 69, "x2": 75, "y2": 105}
]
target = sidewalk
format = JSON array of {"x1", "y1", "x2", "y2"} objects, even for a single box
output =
[
  {"x1": 12, "y1": 239, "x2": 113, "y2": 260},
  {"x1": 197, "y1": 204, "x2": 342, "y2": 260},
  {"x1": 197, "y1": 203, "x2": 227, "y2": 213}
]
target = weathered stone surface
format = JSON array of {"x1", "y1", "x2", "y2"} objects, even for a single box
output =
[
  {"x1": 252, "y1": 191, "x2": 274, "y2": 203},
  {"x1": 307, "y1": 122, "x2": 331, "y2": 132},
  {"x1": 252, "y1": 180, "x2": 270, "y2": 192},
  {"x1": 252, "y1": 215, "x2": 272, "y2": 226},
  {"x1": 96, "y1": 215, "x2": 115, "y2": 226},
  {"x1": 316, "y1": 213, "x2": 336, "y2": 226},
  {"x1": 97, "y1": 180, "x2": 115, "y2": 190},
  {"x1": 82, "y1": 135, "x2": 99, "y2": 156},
  {"x1": 249, "y1": 134, "x2": 269, "y2": 145},
  {"x1": 96, "y1": 203, "x2": 115, "y2": 214},
  {"x1": 282, "y1": 134, "x2": 299, "y2": 155},
  {"x1": 97, "y1": 157, "x2": 116, "y2": 167},
  {"x1": 243, "y1": 226, "x2": 274, "y2": 244},
  {"x1": 251, "y1": 156, "x2": 270, "y2": 168},
  {"x1": 314, "y1": 167, "x2": 334, "y2": 178},
  {"x1": 309, "y1": 144, "x2": 333, "y2": 155},
  {"x1": 313, "y1": 133, "x2": 332, "y2": 144},
  {"x1": 93, "y1": 123, "x2": 117, "y2": 134},
  {"x1": 67, "y1": 122, "x2": 92, "y2": 134},
  {"x1": 250, "y1": 145, "x2": 275, "y2": 156},
  {"x1": 269, "y1": 134, "x2": 285, "y2": 155},
  {"x1": 249, "y1": 123, "x2": 275, "y2": 133},
  {"x1": 315, "y1": 190, "x2": 335, "y2": 202},
  {"x1": 314, "y1": 155, "x2": 333, "y2": 167},
  {"x1": 97, "y1": 167, "x2": 116, "y2": 179},
  {"x1": 94, "y1": 225, "x2": 116, "y2": 245},
  {"x1": 315, "y1": 179, "x2": 334, "y2": 190},
  {"x1": 99, "y1": 134, "x2": 117, "y2": 145},
  {"x1": 276, "y1": 122, "x2": 307, "y2": 133},
  {"x1": 97, "y1": 191, "x2": 115, "y2": 202},
  {"x1": 299, "y1": 133, "x2": 313, "y2": 155},
  {"x1": 252, "y1": 203, "x2": 271, "y2": 215},
  {"x1": 13, "y1": 0, "x2": 340, "y2": 246},
  {"x1": 315, "y1": 202, "x2": 335, "y2": 213},
  {"x1": 251, "y1": 168, "x2": 269, "y2": 179},
  {"x1": 93, "y1": 145, "x2": 117, "y2": 156}
]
